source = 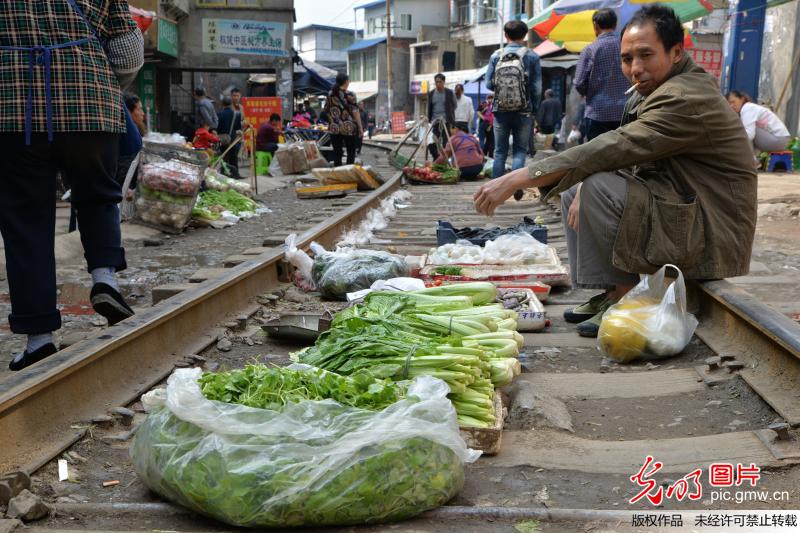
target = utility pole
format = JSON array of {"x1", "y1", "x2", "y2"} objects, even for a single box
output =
[{"x1": 385, "y1": 0, "x2": 393, "y2": 123}]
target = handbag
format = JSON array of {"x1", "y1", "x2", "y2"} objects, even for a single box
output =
[{"x1": 66, "y1": 0, "x2": 143, "y2": 157}]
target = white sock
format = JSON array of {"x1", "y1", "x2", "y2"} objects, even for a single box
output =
[
  {"x1": 91, "y1": 267, "x2": 118, "y2": 291},
  {"x1": 23, "y1": 332, "x2": 53, "y2": 356}
]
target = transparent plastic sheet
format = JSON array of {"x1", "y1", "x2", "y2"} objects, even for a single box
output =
[
  {"x1": 335, "y1": 190, "x2": 413, "y2": 247},
  {"x1": 132, "y1": 368, "x2": 478, "y2": 528},
  {"x1": 312, "y1": 247, "x2": 409, "y2": 300},
  {"x1": 598, "y1": 264, "x2": 699, "y2": 363},
  {"x1": 428, "y1": 240, "x2": 485, "y2": 265}
]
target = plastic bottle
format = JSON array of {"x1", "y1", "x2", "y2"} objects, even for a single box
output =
[{"x1": 791, "y1": 138, "x2": 800, "y2": 171}]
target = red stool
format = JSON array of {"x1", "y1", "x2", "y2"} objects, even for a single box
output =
[{"x1": 767, "y1": 151, "x2": 793, "y2": 172}]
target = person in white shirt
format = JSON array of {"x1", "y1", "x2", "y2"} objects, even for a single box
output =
[
  {"x1": 454, "y1": 84, "x2": 475, "y2": 134},
  {"x1": 727, "y1": 90, "x2": 791, "y2": 153}
]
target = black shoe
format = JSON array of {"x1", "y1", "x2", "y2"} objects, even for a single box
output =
[
  {"x1": 9, "y1": 343, "x2": 58, "y2": 371},
  {"x1": 91, "y1": 283, "x2": 135, "y2": 326},
  {"x1": 564, "y1": 292, "x2": 610, "y2": 324},
  {"x1": 513, "y1": 189, "x2": 524, "y2": 201}
]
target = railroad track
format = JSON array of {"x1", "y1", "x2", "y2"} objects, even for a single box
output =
[{"x1": 1, "y1": 140, "x2": 799, "y2": 528}]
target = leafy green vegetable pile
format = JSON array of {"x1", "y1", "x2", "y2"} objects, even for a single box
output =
[
  {"x1": 192, "y1": 189, "x2": 257, "y2": 220},
  {"x1": 131, "y1": 367, "x2": 470, "y2": 528},
  {"x1": 432, "y1": 163, "x2": 461, "y2": 182},
  {"x1": 199, "y1": 364, "x2": 407, "y2": 411},
  {"x1": 298, "y1": 283, "x2": 523, "y2": 427}
]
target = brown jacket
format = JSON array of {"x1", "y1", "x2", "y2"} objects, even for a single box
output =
[{"x1": 530, "y1": 56, "x2": 756, "y2": 279}]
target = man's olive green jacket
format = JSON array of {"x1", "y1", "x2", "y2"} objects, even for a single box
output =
[{"x1": 532, "y1": 55, "x2": 756, "y2": 279}]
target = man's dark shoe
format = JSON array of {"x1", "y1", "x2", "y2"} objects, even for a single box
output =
[
  {"x1": 513, "y1": 189, "x2": 524, "y2": 201},
  {"x1": 9, "y1": 343, "x2": 58, "y2": 371},
  {"x1": 564, "y1": 292, "x2": 609, "y2": 323},
  {"x1": 575, "y1": 299, "x2": 618, "y2": 338},
  {"x1": 91, "y1": 283, "x2": 135, "y2": 326}
]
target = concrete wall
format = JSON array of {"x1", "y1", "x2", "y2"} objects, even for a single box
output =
[
  {"x1": 363, "y1": 0, "x2": 449, "y2": 39},
  {"x1": 758, "y1": 1, "x2": 800, "y2": 135}
]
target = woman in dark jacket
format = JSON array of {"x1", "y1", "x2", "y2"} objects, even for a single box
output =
[{"x1": 325, "y1": 73, "x2": 363, "y2": 166}]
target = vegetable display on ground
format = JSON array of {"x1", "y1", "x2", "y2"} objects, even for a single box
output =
[{"x1": 132, "y1": 368, "x2": 477, "y2": 528}]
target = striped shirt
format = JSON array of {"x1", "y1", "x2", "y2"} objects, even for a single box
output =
[
  {"x1": 0, "y1": 0, "x2": 138, "y2": 134},
  {"x1": 573, "y1": 32, "x2": 631, "y2": 123}
]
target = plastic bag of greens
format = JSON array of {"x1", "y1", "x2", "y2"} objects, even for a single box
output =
[
  {"x1": 132, "y1": 368, "x2": 478, "y2": 528},
  {"x1": 598, "y1": 264, "x2": 698, "y2": 363},
  {"x1": 312, "y1": 247, "x2": 409, "y2": 300}
]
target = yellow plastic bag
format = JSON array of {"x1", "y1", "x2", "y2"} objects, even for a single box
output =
[{"x1": 598, "y1": 264, "x2": 698, "y2": 363}]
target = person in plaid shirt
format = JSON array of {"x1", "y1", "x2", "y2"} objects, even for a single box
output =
[
  {"x1": 0, "y1": 1, "x2": 143, "y2": 370},
  {"x1": 573, "y1": 9, "x2": 631, "y2": 140}
]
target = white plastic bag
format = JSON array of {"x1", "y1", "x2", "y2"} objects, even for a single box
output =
[
  {"x1": 284, "y1": 234, "x2": 314, "y2": 286},
  {"x1": 428, "y1": 240, "x2": 485, "y2": 265},
  {"x1": 598, "y1": 264, "x2": 698, "y2": 363},
  {"x1": 483, "y1": 233, "x2": 551, "y2": 265},
  {"x1": 131, "y1": 368, "x2": 478, "y2": 528}
]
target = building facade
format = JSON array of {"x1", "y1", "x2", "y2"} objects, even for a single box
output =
[
  {"x1": 294, "y1": 24, "x2": 359, "y2": 72},
  {"x1": 129, "y1": 0, "x2": 295, "y2": 134}
]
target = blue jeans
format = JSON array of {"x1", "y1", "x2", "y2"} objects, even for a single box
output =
[{"x1": 492, "y1": 112, "x2": 533, "y2": 179}]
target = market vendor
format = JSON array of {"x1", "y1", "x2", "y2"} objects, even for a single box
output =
[
  {"x1": 434, "y1": 124, "x2": 485, "y2": 180},
  {"x1": 256, "y1": 113, "x2": 283, "y2": 155},
  {"x1": 473, "y1": 5, "x2": 757, "y2": 338}
]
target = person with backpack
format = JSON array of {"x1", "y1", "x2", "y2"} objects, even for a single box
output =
[
  {"x1": 485, "y1": 20, "x2": 542, "y2": 194},
  {"x1": 0, "y1": 0, "x2": 143, "y2": 370}
]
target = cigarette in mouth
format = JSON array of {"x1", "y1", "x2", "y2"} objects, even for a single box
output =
[{"x1": 625, "y1": 83, "x2": 640, "y2": 95}]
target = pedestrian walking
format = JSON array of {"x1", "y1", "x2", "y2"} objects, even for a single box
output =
[
  {"x1": 426, "y1": 73, "x2": 457, "y2": 159},
  {"x1": 357, "y1": 101, "x2": 369, "y2": 154},
  {"x1": 485, "y1": 19, "x2": 542, "y2": 187},
  {"x1": 454, "y1": 84, "x2": 475, "y2": 133},
  {"x1": 193, "y1": 88, "x2": 218, "y2": 131},
  {"x1": 726, "y1": 91, "x2": 791, "y2": 154},
  {"x1": 477, "y1": 96, "x2": 495, "y2": 158},
  {"x1": 217, "y1": 87, "x2": 245, "y2": 179},
  {"x1": 0, "y1": 0, "x2": 143, "y2": 370},
  {"x1": 475, "y1": 5, "x2": 756, "y2": 338},
  {"x1": 573, "y1": 9, "x2": 630, "y2": 140},
  {"x1": 537, "y1": 89, "x2": 562, "y2": 135},
  {"x1": 325, "y1": 73, "x2": 363, "y2": 166}
]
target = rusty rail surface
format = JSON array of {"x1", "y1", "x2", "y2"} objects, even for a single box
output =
[{"x1": 0, "y1": 159, "x2": 403, "y2": 474}]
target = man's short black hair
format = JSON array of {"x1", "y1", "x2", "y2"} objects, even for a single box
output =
[
  {"x1": 269, "y1": 113, "x2": 281, "y2": 122},
  {"x1": 622, "y1": 5, "x2": 684, "y2": 52},
  {"x1": 194, "y1": 88, "x2": 205, "y2": 97},
  {"x1": 230, "y1": 87, "x2": 241, "y2": 94},
  {"x1": 434, "y1": 73, "x2": 446, "y2": 82},
  {"x1": 592, "y1": 8, "x2": 617, "y2": 30},
  {"x1": 123, "y1": 92, "x2": 140, "y2": 112},
  {"x1": 504, "y1": 20, "x2": 529, "y2": 41},
  {"x1": 335, "y1": 72, "x2": 349, "y2": 86}
]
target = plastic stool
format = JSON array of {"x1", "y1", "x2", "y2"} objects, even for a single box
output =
[
  {"x1": 767, "y1": 151, "x2": 793, "y2": 172},
  {"x1": 256, "y1": 151, "x2": 273, "y2": 176}
]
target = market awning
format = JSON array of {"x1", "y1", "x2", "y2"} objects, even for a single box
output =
[
  {"x1": 532, "y1": 39, "x2": 564, "y2": 57},
  {"x1": 345, "y1": 37, "x2": 386, "y2": 53},
  {"x1": 293, "y1": 58, "x2": 336, "y2": 95},
  {"x1": 355, "y1": 91, "x2": 378, "y2": 101}
]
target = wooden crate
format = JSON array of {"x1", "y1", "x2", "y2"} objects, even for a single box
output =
[{"x1": 459, "y1": 392, "x2": 506, "y2": 455}]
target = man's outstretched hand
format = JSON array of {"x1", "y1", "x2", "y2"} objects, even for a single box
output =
[{"x1": 473, "y1": 168, "x2": 529, "y2": 216}]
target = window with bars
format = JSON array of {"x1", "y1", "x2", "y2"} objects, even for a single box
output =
[
  {"x1": 400, "y1": 14, "x2": 412, "y2": 31},
  {"x1": 332, "y1": 32, "x2": 354, "y2": 50},
  {"x1": 453, "y1": 0, "x2": 470, "y2": 26},
  {"x1": 479, "y1": 0, "x2": 497, "y2": 22},
  {"x1": 349, "y1": 54, "x2": 363, "y2": 82},
  {"x1": 364, "y1": 49, "x2": 377, "y2": 80},
  {"x1": 512, "y1": 0, "x2": 526, "y2": 18},
  {"x1": 367, "y1": 17, "x2": 376, "y2": 34}
]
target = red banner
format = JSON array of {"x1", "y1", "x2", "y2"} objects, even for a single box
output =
[
  {"x1": 688, "y1": 48, "x2": 723, "y2": 80},
  {"x1": 391, "y1": 112, "x2": 406, "y2": 135},
  {"x1": 241, "y1": 97, "x2": 283, "y2": 128}
]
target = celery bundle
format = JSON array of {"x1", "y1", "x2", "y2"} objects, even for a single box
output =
[{"x1": 298, "y1": 284, "x2": 525, "y2": 427}]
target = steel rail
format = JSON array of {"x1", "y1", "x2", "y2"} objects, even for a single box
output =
[{"x1": 0, "y1": 157, "x2": 402, "y2": 474}]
